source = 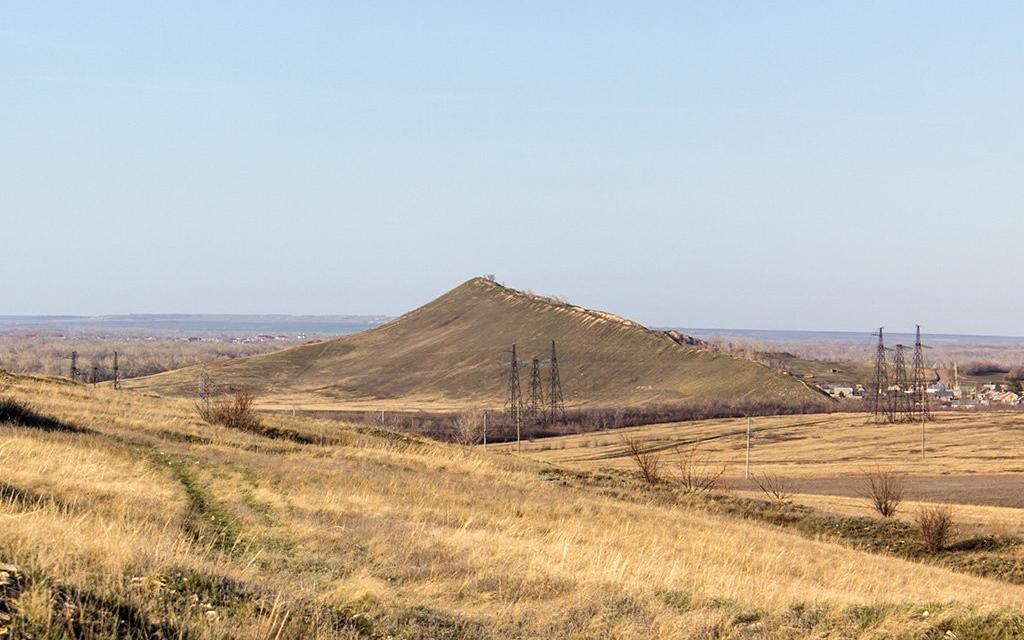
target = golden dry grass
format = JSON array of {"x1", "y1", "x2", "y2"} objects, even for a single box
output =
[
  {"x1": 2, "y1": 375, "x2": 1024, "y2": 638},
  {"x1": 500, "y1": 411, "x2": 1024, "y2": 477}
]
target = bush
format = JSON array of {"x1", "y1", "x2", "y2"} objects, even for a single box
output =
[
  {"x1": 862, "y1": 468, "x2": 904, "y2": 518},
  {"x1": 622, "y1": 435, "x2": 662, "y2": 485},
  {"x1": 196, "y1": 391, "x2": 263, "y2": 433},
  {"x1": 673, "y1": 445, "x2": 725, "y2": 495},
  {"x1": 916, "y1": 504, "x2": 955, "y2": 552},
  {"x1": 753, "y1": 473, "x2": 793, "y2": 503}
]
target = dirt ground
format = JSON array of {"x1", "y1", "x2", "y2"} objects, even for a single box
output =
[{"x1": 727, "y1": 473, "x2": 1024, "y2": 508}]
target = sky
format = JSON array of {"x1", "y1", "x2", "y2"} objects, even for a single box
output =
[{"x1": 2, "y1": 2, "x2": 1022, "y2": 335}]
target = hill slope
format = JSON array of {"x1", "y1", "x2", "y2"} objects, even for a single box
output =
[
  {"x1": 123, "y1": 277, "x2": 826, "y2": 411},
  {"x1": 1, "y1": 373, "x2": 1021, "y2": 638}
]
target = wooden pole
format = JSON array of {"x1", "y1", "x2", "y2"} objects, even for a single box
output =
[
  {"x1": 745, "y1": 416, "x2": 751, "y2": 479},
  {"x1": 516, "y1": 404, "x2": 522, "y2": 454},
  {"x1": 921, "y1": 410, "x2": 926, "y2": 460}
]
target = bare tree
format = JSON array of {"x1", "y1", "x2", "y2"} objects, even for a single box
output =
[
  {"x1": 622, "y1": 435, "x2": 662, "y2": 485},
  {"x1": 862, "y1": 467, "x2": 905, "y2": 518},
  {"x1": 673, "y1": 444, "x2": 725, "y2": 495},
  {"x1": 915, "y1": 504, "x2": 955, "y2": 552},
  {"x1": 453, "y1": 408, "x2": 484, "y2": 445},
  {"x1": 753, "y1": 472, "x2": 793, "y2": 503}
]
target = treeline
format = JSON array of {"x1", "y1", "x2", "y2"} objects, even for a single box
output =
[
  {"x1": 0, "y1": 335, "x2": 297, "y2": 381},
  {"x1": 958, "y1": 361, "x2": 1024, "y2": 381},
  {"x1": 315, "y1": 397, "x2": 847, "y2": 444},
  {"x1": 708, "y1": 335, "x2": 1024, "y2": 382}
]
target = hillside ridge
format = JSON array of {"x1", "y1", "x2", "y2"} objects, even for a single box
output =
[{"x1": 121, "y1": 277, "x2": 827, "y2": 411}]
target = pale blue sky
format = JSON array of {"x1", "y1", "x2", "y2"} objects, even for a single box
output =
[{"x1": 2, "y1": 3, "x2": 1022, "y2": 334}]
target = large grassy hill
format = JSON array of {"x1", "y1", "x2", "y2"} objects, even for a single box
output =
[
  {"x1": 122, "y1": 278, "x2": 826, "y2": 412},
  {"x1": 1, "y1": 373, "x2": 1023, "y2": 638}
]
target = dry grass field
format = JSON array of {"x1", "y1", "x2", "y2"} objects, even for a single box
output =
[
  {"x1": 3, "y1": 376, "x2": 1024, "y2": 638},
  {"x1": 498, "y1": 410, "x2": 1024, "y2": 534},
  {"x1": 502, "y1": 411, "x2": 1024, "y2": 478}
]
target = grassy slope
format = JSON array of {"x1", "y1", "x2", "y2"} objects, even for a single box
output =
[
  {"x1": 1, "y1": 374, "x2": 1024, "y2": 639},
  {"x1": 121, "y1": 278, "x2": 826, "y2": 411}
]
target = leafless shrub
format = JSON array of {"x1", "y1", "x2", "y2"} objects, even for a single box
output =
[
  {"x1": 622, "y1": 435, "x2": 662, "y2": 485},
  {"x1": 673, "y1": 445, "x2": 725, "y2": 495},
  {"x1": 753, "y1": 472, "x2": 793, "y2": 503},
  {"x1": 454, "y1": 409, "x2": 484, "y2": 445},
  {"x1": 916, "y1": 504, "x2": 955, "y2": 552},
  {"x1": 862, "y1": 467, "x2": 904, "y2": 518},
  {"x1": 197, "y1": 390, "x2": 263, "y2": 433}
]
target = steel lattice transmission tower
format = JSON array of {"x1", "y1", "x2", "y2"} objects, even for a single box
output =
[
  {"x1": 547, "y1": 340, "x2": 565, "y2": 422},
  {"x1": 528, "y1": 358, "x2": 546, "y2": 423},
  {"x1": 892, "y1": 345, "x2": 913, "y2": 422},
  {"x1": 504, "y1": 344, "x2": 523, "y2": 428},
  {"x1": 69, "y1": 351, "x2": 80, "y2": 383},
  {"x1": 870, "y1": 328, "x2": 890, "y2": 423},
  {"x1": 911, "y1": 325, "x2": 932, "y2": 422}
]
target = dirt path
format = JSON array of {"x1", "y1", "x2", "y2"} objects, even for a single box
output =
[{"x1": 725, "y1": 473, "x2": 1024, "y2": 508}]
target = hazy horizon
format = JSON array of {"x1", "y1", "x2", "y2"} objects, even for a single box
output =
[
  {"x1": 4, "y1": 3, "x2": 1022, "y2": 334},
  {"x1": 2, "y1": 311, "x2": 1023, "y2": 342}
]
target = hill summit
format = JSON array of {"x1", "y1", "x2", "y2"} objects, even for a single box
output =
[{"x1": 123, "y1": 277, "x2": 825, "y2": 410}]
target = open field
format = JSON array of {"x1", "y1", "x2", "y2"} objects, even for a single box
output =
[
  {"x1": 4, "y1": 374, "x2": 1024, "y2": 638},
  {"x1": 496, "y1": 411, "x2": 1024, "y2": 507},
  {"x1": 500, "y1": 411, "x2": 1024, "y2": 475}
]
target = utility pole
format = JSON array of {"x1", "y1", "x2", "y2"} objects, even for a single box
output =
[
  {"x1": 921, "y1": 406, "x2": 926, "y2": 460},
  {"x1": 548, "y1": 340, "x2": 565, "y2": 422},
  {"x1": 112, "y1": 351, "x2": 121, "y2": 390},
  {"x1": 197, "y1": 369, "x2": 211, "y2": 412},
  {"x1": 912, "y1": 325, "x2": 931, "y2": 422},
  {"x1": 745, "y1": 416, "x2": 751, "y2": 479},
  {"x1": 517, "y1": 409, "x2": 522, "y2": 455}
]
